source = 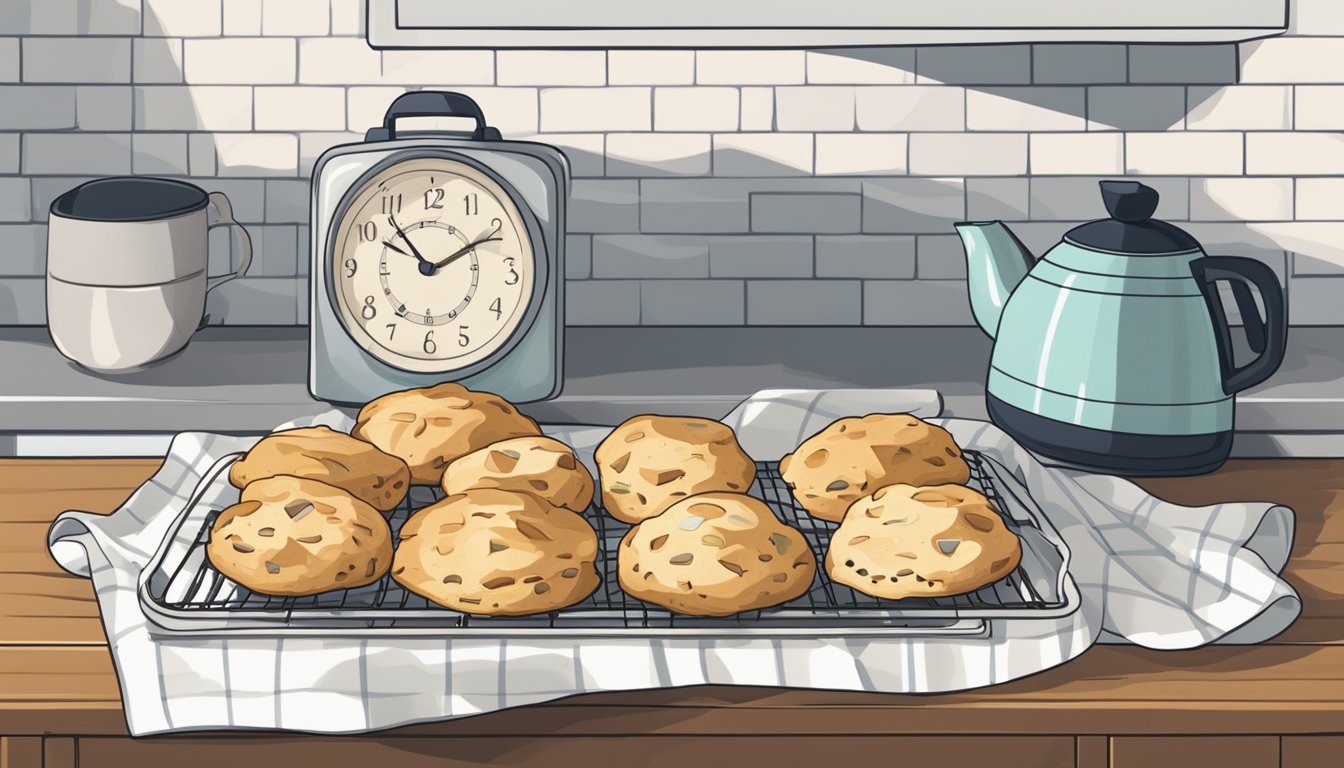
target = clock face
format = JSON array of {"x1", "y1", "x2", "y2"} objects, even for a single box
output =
[{"x1": 330, "y1": 157, "x2": 536, "y2": 373}]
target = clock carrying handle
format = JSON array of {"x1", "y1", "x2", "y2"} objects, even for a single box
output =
[{"x1": 365, "y1": 91, "x2": 501, "y2": 142}]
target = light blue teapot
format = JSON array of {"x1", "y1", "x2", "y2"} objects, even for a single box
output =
[{"x1": 955, "y1": 180, "x2": 1287, "y2": 476}]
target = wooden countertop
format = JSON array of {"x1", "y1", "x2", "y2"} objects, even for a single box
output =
[{"x1": 1, "y1": 458, "x2": 1341, "y2": 764}]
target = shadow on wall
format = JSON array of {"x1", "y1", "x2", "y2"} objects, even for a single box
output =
[
  {"x1": 11, "y1": 0, "x2": 1322, "y2": 330},
  {"x1": 0, "y1": 0, "x2": 144, "y2": 324},
  {"x1": 0, "y1": 0, "x2": 139, "y2": 35}
]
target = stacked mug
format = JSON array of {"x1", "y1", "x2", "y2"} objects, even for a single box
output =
[{"x1": 46, "y1": 177, "x2": 252, "y2": 371}]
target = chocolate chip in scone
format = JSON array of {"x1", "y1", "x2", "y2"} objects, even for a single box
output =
[
  {"x1": 515, "y1": 519, "x2": 553, "y2": 541},
  {"x1": 964, "y1": 513, "x2": 995, "y2": 532},
  {"x1": 718, "y1": 559, "x2": 745, "y2": 576},
  {"x1": 485, "y1": 449, "x2": 520, "y2": 473},
  {"x1": 643, "y1": 468, "x2": 686, "y2": 486}
]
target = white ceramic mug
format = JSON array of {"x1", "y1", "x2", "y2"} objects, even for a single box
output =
[{"x1": 46, "y1": 177, "x2": 252, "y2": 371}]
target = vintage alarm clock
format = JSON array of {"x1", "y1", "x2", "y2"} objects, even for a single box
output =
[{"x1": 309, "y1": 91, "x2": 567, "y2": 404}]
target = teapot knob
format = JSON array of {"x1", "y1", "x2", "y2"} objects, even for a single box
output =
[{"x1": 1100, "y1": 180, "x2": 1159, "y2": 223}]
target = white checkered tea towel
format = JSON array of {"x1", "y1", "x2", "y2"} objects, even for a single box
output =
[{"x1": 48, "y1": 388, "x2": 1299, "y2": 735}]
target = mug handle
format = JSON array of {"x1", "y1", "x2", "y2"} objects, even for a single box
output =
[{"x1": 205, "y1": 191, "x2": 252, "y2": 291}]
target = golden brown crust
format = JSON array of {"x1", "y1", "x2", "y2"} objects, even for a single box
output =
[
  {"x1": 352, "y1": 383, "x2": 541, "y2": 485},
  {"x1": 617, "y1": 492, "x2": 816, "y2": 617},
  {"x1": 442, "y1": 435, "x2": 594, "y2": 513},
  {"x1": 825, "y1": 483, "x2": 1022, "y2": 599},
  {"x1": 594, "y1": 415, "x2": 756, "y2": 524},
  {"x1": 780, "y1": 413, "x2": 970, "y2": 523},
  {"x1": 207, "y1": 476, "x2": 393, "y2": 596},
  {"x1": 392, "y1": 489, "x2": 600, "y2": 616},
  {"x1": 228, "y1": 426, "x2": 411, "y2": 511}
]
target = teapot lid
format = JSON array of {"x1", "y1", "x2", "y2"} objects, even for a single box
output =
[{"x1": 1064, "y1": 181, "x2": 1201, "y2": 255}]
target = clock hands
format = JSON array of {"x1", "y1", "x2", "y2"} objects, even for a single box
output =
[
  {"x1": 386, "y1": 215, "x2": 436, "y2": 276},
  {"x1": 382, "y1": 239, "x2": 414, "y2": 259},
  {"x1": 432, "y1": 233, "x2": 504, "y2": 270},
  {"x1": 381, "y1": 216, "x2": 503, "y2": 276}
]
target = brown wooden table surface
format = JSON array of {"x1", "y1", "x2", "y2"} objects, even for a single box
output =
[{"x1": 1, "y1": 458, "x2": 1340, "y2": 768}]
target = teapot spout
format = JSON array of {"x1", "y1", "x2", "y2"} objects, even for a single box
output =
[{"x1": 955, "y1": 220, "x2": 1035, "y2": 340}]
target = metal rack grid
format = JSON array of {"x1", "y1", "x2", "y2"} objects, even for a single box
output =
[{"x1": 141, "y1": 451, "x2": 1075, "y2": 635}]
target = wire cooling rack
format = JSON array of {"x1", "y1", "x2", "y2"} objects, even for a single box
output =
[{"x1": 140, "y1": 451, "x2": 1076, "y2": 637}]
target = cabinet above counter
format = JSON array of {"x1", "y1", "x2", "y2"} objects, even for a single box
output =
[
  {"x1": 368, "y1": 0, "x2": 1289, "y2": 48},
  {"x1": 0, "y1": 325, "x2": 1338, "y2": 458}
]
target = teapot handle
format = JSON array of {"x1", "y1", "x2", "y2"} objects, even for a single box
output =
[
  {"x1": 1191, "y1": 256, "x2": 1287, "y2": 395},
  {"x1": 1226, "y1": 278, "x2": 1267, "y2": 355}
]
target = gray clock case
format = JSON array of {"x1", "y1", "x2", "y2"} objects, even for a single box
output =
[{"x1": 308, "y1": 131, "x2": 567, "y2": 406}]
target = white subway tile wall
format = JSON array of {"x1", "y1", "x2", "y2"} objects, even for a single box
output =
[{"x1": 1, "y1": 1, "x2": 1343, "y2": 327}]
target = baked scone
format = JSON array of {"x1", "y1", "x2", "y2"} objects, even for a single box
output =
[
  {"x1": 228, "y1": 425, "x2": 410, "y2": 512},
  {"x1": 352, "y1": 383, "x2": 541, "y2": 486},
  {"x1": 826, "y1": 484, "x2": 1021, "y2": 599},
  {"x1": 442, "y1": 435, "x2": 594, "y2": 513},
  {"x1": 595, "y1": 415, "x2": 756, "y2": 524},
  {"x1": 618, "y1": 492, "x2": 816, "y2": 617},
  {"x1": 780, "y1": 414, "x2": 970, "y2": 523},
  {"x1": 207, "y1": 476, "x2": 393, "y2": 596},
  {"x1": 392, "y1": 489, "x2": 600, "y2": 616}
]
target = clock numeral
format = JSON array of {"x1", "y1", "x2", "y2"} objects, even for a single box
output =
[
  {"x1": 359, "y1": 221, "x2": 377, "y2": 242},
  {"x1": 504, "y1": 257, "x2": 519, "y2": 286},
  {"x1": 423, "y1": 330, "x2": 437, "y2": 355},
  {"x1": 385, "y1": 323, "x2": 396, "y2": 340},
  {"x1": 361, "y1": 295, "x2": 377, "y2": 320},
  {"x1": 343, "y1": 258, "x2": 357, "y2": 278},
  {"x1": 458, "y1": 326, "x2": 471, "y2": 347},
  {"x1": 464, "y1": 193, "x2": 479, "y2": 216},
  {"x1": 424, "y1": 188, "x2": 445, "y2": 210},
  {"x1": 490, "y1": 297, "x2": 502, "y2": 320},
  {"x1": 380, "y1": 193, "x2": 402, "y2": 215},
  {"x1": 489, "y1": 217, "x2": 502, "y2": 236}
]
